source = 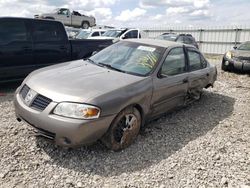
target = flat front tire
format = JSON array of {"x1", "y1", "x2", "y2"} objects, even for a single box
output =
[{"x1": 101, "y1": 107, "x2": 141, "y2": 151}]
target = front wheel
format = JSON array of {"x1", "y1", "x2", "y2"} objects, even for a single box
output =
[{"x1": 101, "y1": 107, "x2": 141, "y2": 151}]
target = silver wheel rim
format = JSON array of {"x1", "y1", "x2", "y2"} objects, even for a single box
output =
[{"x1": 114, "y1": 114, "x2": 138, "y2": 144}]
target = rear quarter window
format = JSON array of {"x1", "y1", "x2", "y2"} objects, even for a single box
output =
[
  {"x1": 0, "y1": 19, "x2": 28, "y2": 45},
  {"x1": 33, "y1": 21, "x2": 65, "y2": 42}
]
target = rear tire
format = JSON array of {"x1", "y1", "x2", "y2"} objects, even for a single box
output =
[
  {"x1": 82, "y1": 22, "x2": 89, "y2": 29},
  {"x1": 101, "y1": 107, "x2": 141, "y2": 151}
]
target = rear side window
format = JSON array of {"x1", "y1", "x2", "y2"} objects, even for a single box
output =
[
  {"x1": 33, "y1": 22, "x2": 64, "y2": 42},
  {"x1": 125, "y1": 30, "x2": 138, "y2": 38},
  {"x1": 187, "y1": 50, "x2": 207, "y2": 71},
  {"x1": 161, "y1": 47, "x2": 186, "y2": 76},
  {"x1": 0, "y1": 19, "x2": 28, "y2": 45}
]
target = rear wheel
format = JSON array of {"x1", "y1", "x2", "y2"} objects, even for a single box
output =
[
  {"x1": 82, "y1": 22, "x2": 89, "y2": 29},
  {"x1": 101, "y1": 107, "x2": 141, "y2": 151}
]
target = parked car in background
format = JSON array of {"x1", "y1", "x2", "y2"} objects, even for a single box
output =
[
  {"x1": 65, "y1": 27, "x2": 81, "y2": 39},
  {"x1": 0, "y1": 17, "x2": 113, "y2": 82},
  {"x1": 15, "y1": 39, "x2": 217, "y2": 151},
  {"x1": 222, "y1": 41, "x2": 250, "y2": 73},
  {"x1": 34, "y1": 8, "x2": 96, "y2": 29},
  {"x1": 75, "y1": 29, "x2": 106, "y2": 39},
  {"x1": 156, "y1": 33, "x2": 199, "y2": 49},
  {"x1": 92, "y1": 28, "x2": 141, "y2": 40}
]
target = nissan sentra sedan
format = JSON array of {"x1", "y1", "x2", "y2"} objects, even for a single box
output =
[
  {"x1": 14, "y1": 39, "x2": 217, "y2": 151},
  {"x1": 222, "y1": 41, "x2": 250, "y2": 73}
]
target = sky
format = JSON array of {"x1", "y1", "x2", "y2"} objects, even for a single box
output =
[{"x1": 0, "y1": 0, "x2": 250, "y2": 28}]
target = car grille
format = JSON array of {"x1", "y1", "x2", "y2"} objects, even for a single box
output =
[
  {"x1": 20, "y1": 84, "x2": 52, "y2": 111},
  {"x1": 30, "y1": 94, "x2": 52, "y2": 111}
]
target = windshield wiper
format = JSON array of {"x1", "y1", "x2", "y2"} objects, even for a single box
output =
[
  {"x1": 86, "y1": 58, "x2": 95, "y2": 64},
  {"x1": 98, "y1": 63, "x2": 126, "y2": 73}
]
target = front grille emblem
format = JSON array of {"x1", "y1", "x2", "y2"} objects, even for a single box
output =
[{"x1": 24, "y1": 89, "x2": 37, "y2": 106}]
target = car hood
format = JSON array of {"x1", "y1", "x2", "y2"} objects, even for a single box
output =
[
  {"x1": 24, "y1": 60, "x2": 147, "y2": 103},
  {"x1": 232, "y1": 50, "x2": 250, "y2": 59}
]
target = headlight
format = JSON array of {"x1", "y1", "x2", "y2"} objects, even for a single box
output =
[
  {"x1": 225, "y1": 51, "x2": 232, "y2": 59},
  {"x1": 53, "y1": 103, "x2": 101, "y2": 119}
]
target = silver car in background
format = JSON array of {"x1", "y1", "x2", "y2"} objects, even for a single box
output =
[
  {"x1": 14, "y1": 39, "x2": 217, "y2": 151},
  {"x1": 35, "y1": 8, "x2": 96, "y2": 29}
]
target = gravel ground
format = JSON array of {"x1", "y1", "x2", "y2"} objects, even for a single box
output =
[{"x1": 0, "y1": 58, "x2": 249, "y2": 188}]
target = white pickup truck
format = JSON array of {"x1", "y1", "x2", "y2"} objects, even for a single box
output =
[
  {"x1": 35, "y1": 8, "x2": 96, "y2": 29},
  {"x1": 88, "y1": 28, "x2": 142, "y2": 40}
]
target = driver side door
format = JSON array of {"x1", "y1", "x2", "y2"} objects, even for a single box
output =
[{"x1": 151, "y1": 47, "x2": 189, "y2": 116}]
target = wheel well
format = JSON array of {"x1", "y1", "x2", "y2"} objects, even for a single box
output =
[
  {"x1": 82, "y1": 21, "x2": 89, "y2": 25},
  {"x1": 45, "y1": 17, "x2": 55, "y2": 20},
  {"x1": 132, "y1": 104, "x2": 145, "y2": 127},
  {"x1": 205, "y1": 83, "x2": 213, "y2": 88}
]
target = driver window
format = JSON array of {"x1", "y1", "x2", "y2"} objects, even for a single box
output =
[
  {"x1": 161, "y1": 47, "x2": 186, "y2": 76},
  {"x1": 58, "y1": 9, "x2": 69, "y2": 15}
]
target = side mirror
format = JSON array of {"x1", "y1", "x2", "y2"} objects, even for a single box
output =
[
  {"x1": 233, "y1": 46, "x2": 237, "y2": 50},
  {"x1": 158, "y1": 69, "x2": 167, "y2": 78},
  {"x1": 121, "y1": 35, "x2": 128, "y2": 39}
]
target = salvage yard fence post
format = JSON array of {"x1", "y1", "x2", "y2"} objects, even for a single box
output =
[{"x1": 142, "y1": 26, "x2": 250, "y2": 55}]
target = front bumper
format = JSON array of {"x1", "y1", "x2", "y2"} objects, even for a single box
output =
[
  {"x1": 14, "y1": 90, "x2": 116, "y2": 147},
  {"x1": 224, "y1": 59, "x2": 250, "y2": 72}
]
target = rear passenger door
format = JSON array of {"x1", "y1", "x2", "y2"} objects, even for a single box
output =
[
  {"x1": 151, "y1": 47, "x2": 189, "y2": 116},
  {"x1": 186, "y1": 47, "x2": 209, "y2": 91},
  {"x1": 32, "y1": 20, "x2": 71, "y2": 68},
  {"x1": 0, "y1": 18, "x2": 33, "y2": 81}
]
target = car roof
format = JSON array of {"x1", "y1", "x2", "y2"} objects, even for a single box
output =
[
  {"x1": 0, "y1": 17, "x2": 62, "y2": 24},
  {"x1": 81, "y1": 29, "x2": 106, "y2": 32},
  {"x1": 125, "y1": 39, "x2": 194, "y2": 48},
  {"x1": 161, "y1": 33, "x2": 194, "y2": 38}
]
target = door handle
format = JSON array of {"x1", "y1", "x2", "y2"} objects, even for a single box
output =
[{"x1": 183, "y1": 78, "x2": 188, "y2": 83}]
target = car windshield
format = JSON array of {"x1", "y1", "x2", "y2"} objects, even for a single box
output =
[
  {"x1": 53, "y1": 8, "x2": 60, "y2": 13},
  {"x1": 102, "y1": 30, "x2": 122, "y2": 37},
  {"x1": 76, "y1": 30, "x2": 91, "y2": 39},
  {"x1": 157, "y1": 34, "x2": 177, "y2": 41},
  {"x1": 237, "y1": 42, "x2": 250, "y2": 50},
  {"x1": 88, "y1": 41, "x2": 164, "y2": 76}
]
